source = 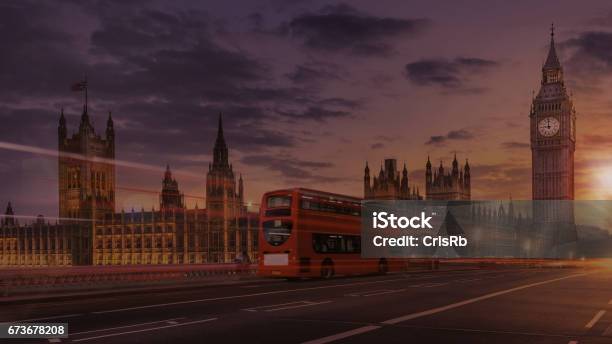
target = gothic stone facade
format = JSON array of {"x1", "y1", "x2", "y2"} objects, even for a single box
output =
[
  {"x1": 92, "y1": 115, "x2": 258, "y2": 265},
  {"x1": 425, "y1": 155, "x2": 471, "y2": 201},
  {"x1": 58, "y1": 106, "x2": 116, "y2": 223},
  {"x1": 1, "y1": 110, "x2": 258, "y2": 266},
  {"x1": 0, "y1": 204, "x2": 82, "y2": 266},
  {"x1": 364, "y1": 159, "x2": 422, "y2": 200}
]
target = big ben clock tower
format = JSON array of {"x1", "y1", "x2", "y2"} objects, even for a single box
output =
[{"x1": 530, "y1": 25, "x2": 577, "y2": 246}]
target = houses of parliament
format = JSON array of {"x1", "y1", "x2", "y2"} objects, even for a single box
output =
[
  {"x1": 364, "y1": 155, "x2": 471, "y2": 201},
  {"x1": 0, "y1": 103, "x2": 258, "y2": 266},
  {"x1": 0, "y1": 27, "x2": 578, "y2": 265}
]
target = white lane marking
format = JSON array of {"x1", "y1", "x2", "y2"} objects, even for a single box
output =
[
  {"x1": 70, "y1": 318, "x2": 186, "y2": 336},
  {"x1": 87, "y1": 271, "x2": 536, "y2": 314},
  {"x1": 585, "y1": 310, "x2": 606, "y2": 329},
  {"x1": 383, "y1": 274, "x2": 588, "y2": 325},
  {"x1": 244, "y1": 300, "x2": 331, "y2": 312},
  {"x1": 609, "y1": 299, "x2": 612, "y2": 305},
  {"x1": 2, "y1": 313, "x2": 84, "y2": 323},
  {"x1": 346, "y1": 289, "x2": 394, "y2": 297},
  {"x1": 568, "y1": 341, "x2": 578, "y2": 344},
  {"x1": 603, "y1": 323, "x2": 612, "y2": 336},
  {"x1": 71, "y1": 318, "x2": 217, "y2": 342},
  {"x1": 302, "y1": 325, "x2": 381, "y2": 344},
  {"x1": 166, "y1": 321, "x2": 179, "y2": 325},
  {"x1": 409, "y1": 282, "x2": 447, "y2": 288},
  {"x1": 264, "y1": 301, "x2": 332, "y2": 312},
  {"x1": 362, "y1": 289, "x2": 406, "y2": 297},
  {"x1": 243, "y1": 300, "x2": 312, "y2": 312},
  {"x1": 48, "y1": 339, "x2": 61, "y2": 343},
  {"x1": 301, "y1": 273, "x2": 589, "y2": 344}
]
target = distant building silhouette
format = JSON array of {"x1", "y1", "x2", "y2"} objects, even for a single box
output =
[
  {"x1": 364, "y1": 159, "x2": 422, "y2": 200},
  {"x1": 425, "y1": 154, "x2": 471, "y2": 200}
]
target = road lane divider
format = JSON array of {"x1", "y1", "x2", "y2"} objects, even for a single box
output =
[
  {"x1": 361, "y1": 289, "x2": 406, "y2": 297},
  {"x1": 71, "y1": 318, "x2": 218, "y2": 342},
  {"x1": 408, "y1": 282, "x2": 447, "y2": 288},
  {"x1": 70, "y1": 317, "x2": 186, "y2": 336},
  {"x1": 243, "y1": 300, "x2": 311, "y2": 312},
  {"x1": 265, "y1": 301, "x2": 332, "y2": 312},
  {"x1": 302, "y1": 272, "x2": 589, "y2": 344},
  {"x1": 585, "y1": 310, "x2": 605, "y2": 329},
  {"x1": 243, "y1": 300, "x2": 332, "y2": 312}
]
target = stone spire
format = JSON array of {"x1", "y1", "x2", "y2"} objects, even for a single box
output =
[
  {"x1": 164, "y1": 164, "x2": 172, "y2": 181},
  {"x1": 452, "y1": 153, "x2": 459, "y2": 177},
  {"x1": 543, "y1": 23, "x2": 561, "y2": 71},
  {"x1": 106, "y1": 111, "x2": 114, "y2": 139},
  {"x1": 401, "y1": 163, "x2": 409, "y2": 195},
  {"x1": 364, "y1": 161, "x2": 371, "y2": 198},
  {"x1": 58, "y1": 108, "x2": 67, "y2": 142},
  {"x1": 212, "y1": 113, "x2": 229, "y2": 169},
  {"x1": 3, "y1": 202, "x2": 15, "y2": 226},
  {"x1": 79, "y1": 101, "x2": 92, "y2": 135},
  {"x1": 238, "y1": 174, "x2": 244, "y2": 201}
]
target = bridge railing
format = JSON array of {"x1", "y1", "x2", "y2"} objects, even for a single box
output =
[{"x1": 0, "y1": 264, "x2": 257, "y2": 297}]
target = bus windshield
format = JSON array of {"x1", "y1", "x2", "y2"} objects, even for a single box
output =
[
  {"x1": 267, "y1": 195, "x2": 291, "y2": 208},
  {"x1": 262, "y1": 219, "x2": 292, "y2": 246}
]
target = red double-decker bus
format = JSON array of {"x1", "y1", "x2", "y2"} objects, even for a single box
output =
[{"x1": 258, "y1": 188, "x2": 403, "y2": 278}]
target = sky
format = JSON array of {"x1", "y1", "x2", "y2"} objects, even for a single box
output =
[{"x1": 3, "y1": 0, "x2": 612, "y2": 218}]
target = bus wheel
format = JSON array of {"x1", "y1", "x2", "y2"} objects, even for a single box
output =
[
  {"x1": 378, "y1": 259, "x2": 388, "y2": 275},
  {"x1": 321, "y1": 260, "x2": 334, "y2": 279}
]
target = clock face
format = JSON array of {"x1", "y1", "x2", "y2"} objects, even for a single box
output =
[{"x1": 538, "y1": 117, "x2": 560, "y2": 137}]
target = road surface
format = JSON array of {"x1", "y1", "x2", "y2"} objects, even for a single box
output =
[{"x1": 1, "y1": 267, "x2": 611, "y2": 343}]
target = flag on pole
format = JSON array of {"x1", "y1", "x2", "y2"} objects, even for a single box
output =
[{"x1": 71, "y1": 80, "x2": 87, "y2": 92}]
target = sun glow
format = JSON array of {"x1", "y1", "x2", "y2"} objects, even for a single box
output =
[{"x1": 595, "y1": 166, "x2": 612, "y2": 200}]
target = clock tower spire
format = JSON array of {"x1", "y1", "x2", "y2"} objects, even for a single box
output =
[{"x1": 530, "y1": 25, "x2": 577, "y2": 249}]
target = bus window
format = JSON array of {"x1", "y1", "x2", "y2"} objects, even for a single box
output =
[
  {"x1": 302, "y1": 199, "x2": 360, "y2": 216},
  {"x1": 345, "y1": 235, "x2": 361, "y2": 253},
  {"x1": 267, "y1": 195, "x2": 291, "y2": 208},
  {"x1": 263, "y1": 220, "x2": 292, "y2": 246},
  {"x1": 312, "y1": 233, "x2": 361, "y2": 254}
]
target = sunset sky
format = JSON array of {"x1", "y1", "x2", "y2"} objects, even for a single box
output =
[{"x1": 3, "y1": 0, "x2": 612, "y2": 218}]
